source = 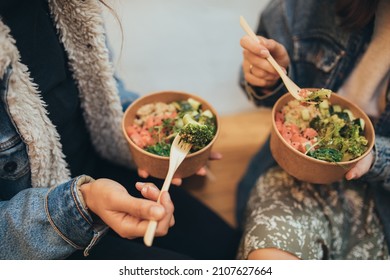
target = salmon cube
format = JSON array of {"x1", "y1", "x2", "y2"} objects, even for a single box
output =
[
  {"x1": 291, "y1": 142, "x2": 301, "y2": 151},
  {"x1": 130, "y1": 133, "x2": 146, "y2": 148},
  {"x1": 303, "y1": 128, "x2": 318, "y2": 139}
]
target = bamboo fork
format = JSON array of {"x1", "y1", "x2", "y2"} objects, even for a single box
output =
[{"x1": 143, "y1": 134, "x2": 192, "y2": 247}]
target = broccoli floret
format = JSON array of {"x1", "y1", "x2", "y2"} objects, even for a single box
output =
[
  {"x1": 179, "y1": 114, "x2": 216, "y2": 151},
  {"x1": 345, "y1": 136, "x2": 368, "y2": 158},
  {"x1": 339, "y1": 122, "x2": 361, "y2": 139},
  {"x1": 179, "y1": 123, "x2": 214, "y2": 150},
  {"x1": 321, "y1": 136, "x2": 342, "y2": 151},
  {"x1": 198, "y1": 115, "x2": 217, "y2": 134}
]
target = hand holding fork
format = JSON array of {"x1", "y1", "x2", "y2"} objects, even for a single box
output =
[{"x1": 143, "y1": 135, "x2": 192, "y2": 247}]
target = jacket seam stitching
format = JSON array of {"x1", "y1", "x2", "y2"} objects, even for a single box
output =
[
  {"x1": 45, "y1": 188, "x2": 84, "y2": 250},
  {"x1": 70, "y1": 178, "x2": 93, "y2": 226}
]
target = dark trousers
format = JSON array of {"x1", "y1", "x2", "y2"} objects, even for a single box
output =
[{"x1": 68, "y1": 158, "x2": 241, "y2": 260}]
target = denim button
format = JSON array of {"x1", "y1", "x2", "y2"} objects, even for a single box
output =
[{"x1": 4, "y1": 161, "x2": 17, "y2": 173}]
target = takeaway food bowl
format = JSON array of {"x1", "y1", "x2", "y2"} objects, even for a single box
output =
[
  {"x1": 270, "y1": 90, "x2": 375, "y2": 184},
  {"x1": 122, "y1": 90, "x2": 219, "y2": 179}
]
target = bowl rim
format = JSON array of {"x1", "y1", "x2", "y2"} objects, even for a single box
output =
[
  {"x1": 122, "y1": 90, "x2": 220, "y2": 161},
  {"x1": 271, "y1": 90, "x2": 375, "y2": 166}
]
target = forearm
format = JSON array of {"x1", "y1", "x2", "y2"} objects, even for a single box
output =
[{"x1": 0, "y1": 175, "x2": 107, "y2": 259}]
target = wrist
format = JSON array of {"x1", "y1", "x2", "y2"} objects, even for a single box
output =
[
  {"x1": 73, "y1": 176, "x2": 108, "y2": 257},
  {"x1": 244, "y1": 79, "x2": 284, "y2": 101},
  {"x1": 76, "y1": 177, "x2": 93, "y2": 210},
  {"x1": 77, "y1": 179, "x2": 104, "y2": 224},
  {"x1": 78, "y1": 182, "x2": 92, "y2": 209}
]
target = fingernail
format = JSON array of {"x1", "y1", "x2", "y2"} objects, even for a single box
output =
[
  {"x1": 151, "y1": 205, "x2": 164, "y2": 217},
  {"x1": 260, "y1": 49, "x2": 269, "y2": 56},
  {"x1": 141, "y1": 186, "x2": 148, "y2": 194},
  {"x1": 135, "y1": 182, "x2": 146, "y2": 191},
  {"x1": 197, "y1": 169, "x2": 207, "y2": 176},
  {"x1": 347, "y1": 173, "x2": 355, "y2": 180},
  {"x1": 171, "y1": 178, "x2": 182, "y2": 186},
  {"x1": 139, "y1": 170, "x2": 148, "y2": 178}
]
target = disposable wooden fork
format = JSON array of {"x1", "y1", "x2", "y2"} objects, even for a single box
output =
[{"x1": 143, "y1": 134, "x2": 192, "y2": 247}]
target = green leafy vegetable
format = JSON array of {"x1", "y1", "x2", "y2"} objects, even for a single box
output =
[
  {"x1": 309, "y1": 148, "x2": 343, "y2": 162},
  {"x1": 308, "y1": 104, "x2": 368, "y2": 162},
  {"x1": 179, "y1": 113, "x2": 216, "y2": 152},
  {"x1": 145, "y1": 142, "x2": 171, "y2": 157},
  {"x1": 303, "y1": 88, "x2": 332, "y2": 103}
]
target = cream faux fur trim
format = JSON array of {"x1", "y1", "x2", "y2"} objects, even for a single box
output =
[
  {"x1": 0, "y1": 22, "x2": 70, "y2": 188},
  {"x1": 0, "y1": 0, "x2": 133, "y2": 188},
  {"x1": 49, "y1": 0, "x2": 132, "y2": 167}
]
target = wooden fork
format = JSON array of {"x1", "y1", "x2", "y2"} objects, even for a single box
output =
[
  {"x1": 143, "y1": 134, "x2": 192, "y2": 247},
  {"x1": 239, "y1": 16, "x2": 304, "y2": 101}
]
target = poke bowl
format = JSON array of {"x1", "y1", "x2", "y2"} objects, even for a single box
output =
[
  {"x1": 122, "y1": 90, "x2": 220, "y2": 179},
  {"x1": 270, "y1": 89, "x2": 375, "y2": 184}
]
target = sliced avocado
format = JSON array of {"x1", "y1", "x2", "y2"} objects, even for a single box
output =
[
  {"x1": 201, "y1": 109, "x2": 214, "y2": 118},
  {"x1": 188, "y1": 98, "x2": 201, "y2": 110}
]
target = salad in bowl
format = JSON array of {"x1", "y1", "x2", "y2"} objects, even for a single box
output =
[
  {"x1": 270, "y1": 89, "x2": 375, "y2": 184},
  {"x1": 122, "y1": 91, "x2": 219, "y2": 179}
]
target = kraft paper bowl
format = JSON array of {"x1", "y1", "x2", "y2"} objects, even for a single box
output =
[
  {"x1": 122, "y1": 90, "x2": 220, "y2": 179},
  {"x1": 270, "y1": 90, "x2": 375, "y2": 184}
]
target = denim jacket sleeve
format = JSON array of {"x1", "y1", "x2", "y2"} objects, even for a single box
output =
[
  {"x1": 364, "y1": 135, "x2": 390, "y2": 190},
  {"x1": 0, "y1": 175, "x2": 108, "y2": 259},
  {"x1": 239, "y1": 0, "x2": 369, "y2": 110}
]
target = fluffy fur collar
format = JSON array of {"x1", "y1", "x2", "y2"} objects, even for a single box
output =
[{"x1": 0, "y1": 0, "x2": 132, "y2": 188}]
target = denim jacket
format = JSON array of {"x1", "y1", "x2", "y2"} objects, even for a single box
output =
[
  {"x1": 0, "y1": 0, "x2": 133, "y2": 259},
  {"x1": 237, "y1": 0, "x2": 390, "y2": 246}
]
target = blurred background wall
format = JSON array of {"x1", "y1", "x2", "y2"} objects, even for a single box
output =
[{"x1": 104, "y1": 0, "x2": 270, "y2": 116}]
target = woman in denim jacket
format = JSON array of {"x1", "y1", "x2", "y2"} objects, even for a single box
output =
[
  {"x1": 237, "y1": 0, "x2": 390, "y2": 259},
  {"x1": 0, "y1": 0, "x2": 240, "y2": 259}
]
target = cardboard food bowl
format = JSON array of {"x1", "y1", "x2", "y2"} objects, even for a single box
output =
[
  {"x1": 270, "y1": 90, "x2": 375, "y2": 184},
  {"x1": 122, "y1": 90, "x2": 220, "y2": 179}
]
